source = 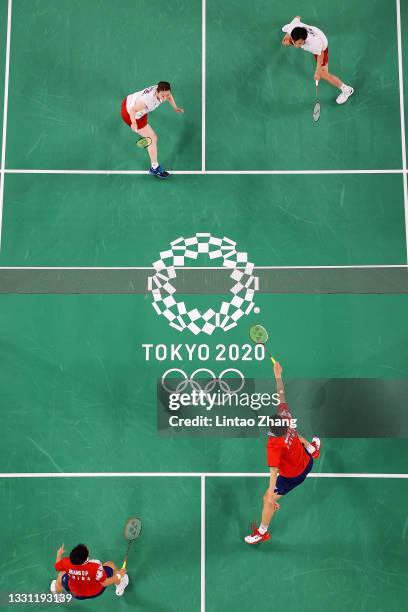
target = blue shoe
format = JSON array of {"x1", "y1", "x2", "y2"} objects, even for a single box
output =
[{"x1": 149, "y1": 165, "x2": 170, "y2": 179}]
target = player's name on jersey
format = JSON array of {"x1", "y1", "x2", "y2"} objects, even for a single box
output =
[{"x1": 168, "y1": 415, "x2": 298, "y2": 428}]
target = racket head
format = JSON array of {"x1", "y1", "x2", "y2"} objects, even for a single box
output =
[
  {"x1": 124, "y1": 517, "x2": 142, "y2": 541},
  {"x1": 313, "y1": 102, "x2": 321, "y2": 122},
  {"x1": 136, "y1": 137, "x2": 152, "y2": 149},
  {"x1": 249, "y1": 324, "x2": 269, "y2": 345}
]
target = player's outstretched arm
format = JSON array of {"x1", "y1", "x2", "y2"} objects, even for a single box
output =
[
  {"x1": 55, "y1": 544, "x2": 65, "y2": 564},
  {"x1": 314, "y1": 53, "x2": 324, "y2": 82},
  {"x1": 273, "y1": 361, "x2": 286, "y2": 404},
  {"x1": 168, "y1": 93, "x2": 184, "y2": 113},
  {"x1": 266, "y1": 467, "x2": 278, "y2": 499},
  {"x1": 282, "y1": 15, "x2": 301, "y2": 44}
]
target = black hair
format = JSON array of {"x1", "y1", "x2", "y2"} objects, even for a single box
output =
[
  {"x1": 69, "y1": 544, "x2": 89, "y2": 565},
  {"x1": 291, "y1": 27, "x2": 308, "y2": 42},
  {"x1": 157, "y1": 81, "x2": 171, "y2": 92},
  {"x1": 269, "y1": 414, "x2": 290, "y2": 438}
]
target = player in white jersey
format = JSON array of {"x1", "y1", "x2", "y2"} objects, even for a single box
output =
[
  {"x1": 281, "y1": 16, "x2": 354, "y2": 105},
  {"x1": 121, "y1": 81, "x2": 184, "y2": 179}
]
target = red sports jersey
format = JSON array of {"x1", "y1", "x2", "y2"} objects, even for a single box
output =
[
  {"x1": 266, "y1": 403, "x2": 310, "y2": 477},
  {"x1": 55, "y1": 558, "x2": 107, "y2": 597}
]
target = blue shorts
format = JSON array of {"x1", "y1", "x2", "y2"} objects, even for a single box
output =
[
  {"x1": 62, "y1": 565, "x2": 113, "y2": 600},
  {"x1": 275, "y1": 454, "x2": 313, "y2": 496}
]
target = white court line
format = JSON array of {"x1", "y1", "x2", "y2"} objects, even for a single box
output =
[
  {"x1": 3, "y1": 168, "x2": 404, "y2": 175},
  {"x1": 396, "y1": 0, "x2": 408, "y2": 261},
  {"x1": 201, "y1": 0, "x2": 206, "y2": 173},
  {"x1": 0, "y1": 0, "x2": 12, "y2": 251},
  {"x1": 0, "y1": 472, "x2": 407, "y2": 478},
  {"x1": 201, "y1": 475, "x2": 206, "y2": 612},
  {"x1": 0, "y1": 264, "x2": 406, "y2": 270}
]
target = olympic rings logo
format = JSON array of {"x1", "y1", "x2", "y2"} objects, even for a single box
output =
[{"x1": 161, "y1": 368, "x2": 246, "y2": 395}]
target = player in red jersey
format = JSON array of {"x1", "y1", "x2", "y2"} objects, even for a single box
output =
[
  {"x1": 50, "y1": 543, "x2": 129, "y2": 599},
  {"x1": 245, "y1": 361, "x2": 321, "y2": 544}
]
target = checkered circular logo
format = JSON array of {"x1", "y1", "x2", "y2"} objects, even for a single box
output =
[{"x1": 148, "y1": 233, "x2": 259, "y2": 335}]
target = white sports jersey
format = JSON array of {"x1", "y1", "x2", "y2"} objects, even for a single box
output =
[
  {"x1": 282, "y1": 17, "x2": 328, "y2": 56},
  {"x1": 126, "y1": 85, "x2": 163, "y2": 118}
]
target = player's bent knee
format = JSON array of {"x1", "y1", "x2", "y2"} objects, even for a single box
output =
[{"x1": 263, "y1": 492, "x2": 277, "y2": 505}]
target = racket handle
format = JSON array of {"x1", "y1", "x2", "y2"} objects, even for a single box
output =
[
  {"x1": 121, "y1": 559, "x2": 127, "y2": 570},
  {"x1": 266, "y1": 349, "x2": 276, "y2": 365}
]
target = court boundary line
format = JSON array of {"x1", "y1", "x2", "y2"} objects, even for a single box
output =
[
  {"x1": 0, "y1": 0, "x2": 12, "y2": 251},
  {"x1": 201, "y1": 0, "x2": 206, "y2": 173},
  {"x1": 2, "y1": 169, "x2": 404, "y2": 175},
  {"x1": 201, "y1": 475, "x2": 205, "y2": 612},
  {"x1": 0, "y1": 472, "x2": 407, "y2": 478},
  {"x1": 396, "y1": 0, "x2": 408, "y2": 262},
  {"x1": 0, "y1": 264, "x2": 406, "y2": 270}
]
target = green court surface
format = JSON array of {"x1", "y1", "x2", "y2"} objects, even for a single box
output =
[
  {"x1": 0, "y1": 293, "x2": 408, "y2": 474},
  {"x1": 206, "y1": 0, "x2": 402, "y2": 170},
  {"x1": 5, "y1": 0, "x2": 202, "y2": 171},
  {"x1": 206, "y1": 477, "x2": 408, "y2": 612},
  {"x1": 0, "y1": 476, "x2": 201, "y2": 610},
  {"x1": 0, "y1": 173, "x2": 406, "y2": 266},
  {"x1": 0, "y1": 1, "x2": 408, "y2": 611}
]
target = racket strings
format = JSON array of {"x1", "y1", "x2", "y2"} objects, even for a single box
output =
[
  {"x1": 124, "y1": 517, "x2": 142, "y2": 540},
  {"x1": 249, "y1": 324, "x2": 269, "y2": 344},
  {"x1": 248, "y1": 324, "x2": 276, "y2": 363}
]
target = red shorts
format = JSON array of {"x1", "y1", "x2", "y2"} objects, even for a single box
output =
[
  {"x1": 314, "y1": 47, "x2": 329, "y2": 67},
  {"x1": 121, "y1": 98, "x2": 148, "y2": 129}
]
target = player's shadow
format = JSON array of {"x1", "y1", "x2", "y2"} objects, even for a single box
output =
[
  {"x1": 218, "y1": 476, "x2": 267, "y2": 544},
  {"x1": 168, "y1": 118, "x2": 196, "y2": 166}
]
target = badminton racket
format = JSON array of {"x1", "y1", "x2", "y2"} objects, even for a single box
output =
[
  {"x1": 313, "y1": 80, "x2": 321, "y2": 122},
  {"x1": 249, "y1": 324, "x2": 276, "y2": 363},
  {"x1": 121, "y1": 517, "x2": 142, "y2": 570}
]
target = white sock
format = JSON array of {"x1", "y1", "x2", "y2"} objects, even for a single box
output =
[
  {"x1": 306, "y1": 443, "x2": 315, "y2": 454},
  {"x1": 151, "y1": 162, "x2": 159, "y2": 170},
  {"x1": 258, "y1": 523, "x2": 268, "y2": 535},
  {"x1": 340, "y1": 83, "x2": 350, "y2": 92}
]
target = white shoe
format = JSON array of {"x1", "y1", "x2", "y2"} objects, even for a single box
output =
[
  {"x1": 336, "y1": 86, "x2": 354, "y2": 105},
  {"x1": 244, "y1": 524, "x2": 270, "y2": 545},
  {"x1": 312, "y1": 436, "x2": 321, "y2": 451},
  {"x1": 115, "y1": 573, "x2": 129, "y2": 597},
  {"x1": 50, "y1": 580, "x2": 57, "y2": 594}
]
